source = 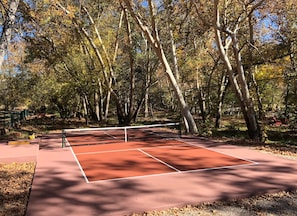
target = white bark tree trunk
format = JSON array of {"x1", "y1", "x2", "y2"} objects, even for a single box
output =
[
  {"x1": 213, "y1": 0, "x2": 260, "y2": 139},
  {"x1": 122, "y1": 0, "x2": 198, "y2": 133},
  {"x1": 0, "y1": 0, "x2": 20, "y2": 71}
]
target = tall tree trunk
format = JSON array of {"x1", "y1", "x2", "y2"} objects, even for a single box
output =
[
  {"x1": 123, "y1": 7, "x2": 135, "y2": 124},
  {"x1": 285, "y1": 43, "x2": 297, "y2": 116},
  {"x1": 94, "y1": 91, "x2": 100, "y2": 121},
  {"x1": 156, "y1": 39, "x2": 197, "y2": 133},
  {"x1": 122, "y1": 0, "x2": 198, "y2": 133},
  {"x1": 232, "y1": 35, "x2": 259, "y2": 139},
  {"x1": 97, "y1": 79, "x2": 104, "y2": 121},
  {"x1": 213, "y1": 0, "x2": 260, "y2": 139},
  {"x1": 168, "y1": 19, "x2": 179, "y2": 81},
  {"x1": 82, "y1": 95, "x2": 89, "y2": 125},
  {"x1": 167, "y1": 7, "x2": 190, "y2": 130},
  {"x1": 247, "y1": 15, "x2": 264, "y2": 120},
  {"x1": 143, "y1": 34, "x2": 152, "y2": 118},
  {"x1": 196, "y1": 71, "x2": 207, "y2": 122},
  {"x1": 0, "y1": 0, "x2": 20, "y2": 71},
  {"x1": 215, "y1": 74, "x2": 228, "y2": 128}
]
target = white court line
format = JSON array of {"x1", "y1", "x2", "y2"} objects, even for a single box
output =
[
  {"x1": 68, "y1": 143, "x2": 90, "y2": 183},
  {"x1": 69, "y1": 138, "x2": 259, "y2": 183},
  {"x1": 178, "y1": 139, "x2": 259, "y2": 165},
  {"x1": 74, "y1": 140, "x2": 258, "y2": 166},
  {"x1": 137, "y1": 148, "x2": 181, "y2": 172},
  {"x1": 88, "y1": 161, "x2": 258, "y2": 184},
  {"x1": 74, "y1": 144, "x2": 185, "y2": 155}
]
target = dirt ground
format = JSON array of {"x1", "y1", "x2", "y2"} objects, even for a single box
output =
[
  {"x1": 0, "y1": 143, "x2": 296, "y2": 216},
  {"x1": 132, "y1": 190, "x2": 297, "y2": 216},
  {"x1": 0, "y1": 162, "x2": 35, "y2": 216}
]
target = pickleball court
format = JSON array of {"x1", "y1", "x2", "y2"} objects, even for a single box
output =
[
  {"x1": 25, "y1": 125, "x2": 297, "y2": 216},
  {"x1": 63, "y1": 123, "x2": 256, "y2": 183}
]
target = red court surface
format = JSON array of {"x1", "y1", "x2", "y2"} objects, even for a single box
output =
[
  {"x1": 70, "y1": 140, "x2": 253, "y2": 182},
  {"x1": 3, "y1": 134, "x2": 294, "y2": 216}
]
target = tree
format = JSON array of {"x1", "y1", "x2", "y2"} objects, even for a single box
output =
[
  {"x1": 0, "y1": 0, "x2": 20, "y2": 71},
  {"x1": 121, "y1": 0, "x2": 198, "y2": 133},
  {"x1": 212, "y1": 0, "x2": 264, "y2": 139},
  {"x1": 20, "y1": 0, "x2": 157, "y2": 125},
  {"x1": 270, "y1": 0, "x2": 297, "y2": 117},
  {"x1": 4, "y1": 0, "x2": 295, "y2": 135},
  {"x1": 55, "y1": 1, "x2": 153, "y2": 125}
]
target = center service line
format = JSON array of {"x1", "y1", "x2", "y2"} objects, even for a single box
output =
[{"x1": 137, "y1": 148, "x2": 181, "y2": 172}]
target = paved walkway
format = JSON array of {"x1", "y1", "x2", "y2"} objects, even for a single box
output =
[
  {"x1": 2, "y1": 135, "x2": 297, "y2": 216},
  {"x1": 0, "y1": 140, "x2": 39, "y2": 163}
]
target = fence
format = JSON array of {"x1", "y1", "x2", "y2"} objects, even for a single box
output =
[{"x1": 0, "y1": 110, "x2": 29, "y2": 129}]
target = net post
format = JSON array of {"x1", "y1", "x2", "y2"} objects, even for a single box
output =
[
  {"x1": 124, "y1": 127, "x2": 127, "y2": 142},
  {"x1": 62, "y1": 129, "x2": 66, "y2": 148}
]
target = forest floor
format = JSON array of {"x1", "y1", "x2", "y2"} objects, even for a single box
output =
[
  {"x1": 0, "y1": 162, "x2": 35, "y2": 216},
  {"x1": 1, "y1": 117, "x2": 297, "y2": 216}
]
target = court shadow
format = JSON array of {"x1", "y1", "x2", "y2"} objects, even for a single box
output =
[
  {"x1": 185, "y1": 158, "x2": 297, "y2": 207},
  {"x1": 26, "y1": 160, "x2": 170, "y2": 216}
]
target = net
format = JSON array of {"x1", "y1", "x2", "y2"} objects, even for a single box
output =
[{"x1": 62, "y1": 122, "x2": 180, "y2": 148}]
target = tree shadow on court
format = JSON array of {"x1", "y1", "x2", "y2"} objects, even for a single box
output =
[
  {"x1": 26, "y1": 160, "x2": 172, "y2": 215},
  {"x1": 184, "y1": 158, "x2": 297, "y2": 210},
  {"x1": 26, "y1": 135, "x2": 297, "y2": 216},
  {"x1": 27, "y1": 155, "x2": 297, "y2": 216}
]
